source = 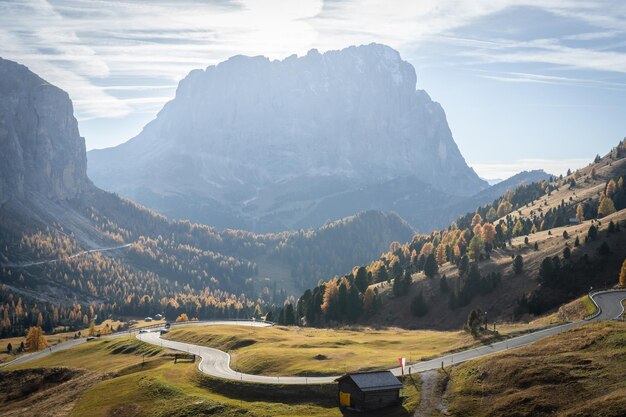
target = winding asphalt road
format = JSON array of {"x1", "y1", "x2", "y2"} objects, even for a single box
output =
[
  {"x1": 4, "y1": 291, "x2": 624, "y2": 382},
  {"x1": 1, "y1": 243, "x2": 133, "y2": 268},
  {"x1": 135, "y1": 290, "x2": 626, "y2": 385}
]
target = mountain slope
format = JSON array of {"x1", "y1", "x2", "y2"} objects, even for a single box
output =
[
  {"x1": 0, "y1": 58, "x2": 89, "y2": 205},
  {"x1": 88, "y1": 44, "x2": 487, "y2": 232},
  {"x1": 291, "y1": 144, "x2": 626, "y2": 329},
  {"x1": 0, "y1": 58, "x2": 414, "y2": 337}
]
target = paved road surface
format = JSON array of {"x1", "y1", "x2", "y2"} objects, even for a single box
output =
[
  {"x1": 4, "y1": 291, "x2": 624, "y2": 383},
  {"x1": 0, "y1": 330, "x2": 132, "y2": 368},
  {"x1": 136, "y1": 290, "x2": 626, "y2": 384},
  {"x1": 1, "y1": 243, "x2": 133, "y2": 268}
]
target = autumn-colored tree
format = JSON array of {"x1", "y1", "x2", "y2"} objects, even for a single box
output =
[
  {"x1": 435, "y1": 244, "x2": 447, "y2": 265},
  {"x1": 598, "y1": 195, "x2": 616, "y2": 217},
  {"x1": 620, "y1": 259, "x2": 626, "y2": 288},
  {"x1": 362, "y1": 287, "x2": 377, "y2": 316},
  {"x1": 473, "y1": 224, "x2": 482, "y2": 237},
  {"x1": 175, "y1": 313, "x2": 189, "y2": 322},
  {"x1": 486, "y1": 207, "x2": 497, "y2": 222},
  {"x1": 481, "y1": 223, "x2": 496, "y2": 244},
  {"x1": 467, "y1": 236, "x2": 484, "y2": 261},
  {"x1": 419, "y1": 242, "x2": 434, "y2": 257},
  {"x1": 321, "y1": 279, "x2": 339, "y2": 318},
  {"x1": 606, "y1": 179, "x2": 617, "y2": 197},
  {"x1": 25, "y1": 326, "x2": 48, "y2": 352},
  {"x1": 512, "y1": 219, "x2": 524, "y2": 236},
  {"x1": 99, "y1": 324, "x2": 111, "y2": 335},
  {"x1": 88, "y1": 321, "x2": 97, "y2": 336},
  {"x1": 471, "y1": 212, "x2": 483, "y2": 228},
  {"x1": 590, "y1": 167, "x2": 597, "y2": 178},
  {"x1": 497, "y1": 200, "x2": 513, "y2": 217},
  {"x1": 576, "y1": 204, "x2": 585, "y2": 221}
]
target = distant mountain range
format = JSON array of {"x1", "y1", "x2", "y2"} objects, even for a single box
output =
[
  {"x1": 0, "y1": 58, "x2": 414, "y2": 330},
  {"x1": 88, "y1": 44, "x2": 489, "y2": 232}
]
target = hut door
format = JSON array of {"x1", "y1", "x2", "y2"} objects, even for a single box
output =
[{"x1": 340, "y1": 392, "x2": 351, "y2": 407}]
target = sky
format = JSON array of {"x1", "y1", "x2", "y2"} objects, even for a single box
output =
[{"x1": 1, "y1": 0, "x2": 625, "y2": 180}]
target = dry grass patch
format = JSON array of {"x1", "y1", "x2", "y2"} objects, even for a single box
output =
[
  {"x1": 164, "y1": 325, "x2": 479, "y2": 376},
  {"x1": 447, "y1": 321, "x2": 626, "y2": 417}
]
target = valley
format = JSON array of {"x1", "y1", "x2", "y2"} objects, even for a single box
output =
[{"x1": 1, "y1": 7, "x2": 626, "y2": 415}]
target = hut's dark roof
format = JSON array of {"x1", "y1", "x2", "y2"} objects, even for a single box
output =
[{"x1": 336, "y1": 371, "x2": 403, "y2": 392}]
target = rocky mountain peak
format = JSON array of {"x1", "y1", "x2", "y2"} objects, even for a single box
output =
[
  {"x1": 88, "y1": 44, "x2": 487, "y2": 231},
  {"x1": 0, "y1": 58, "x2": 89, "y2": 205}
]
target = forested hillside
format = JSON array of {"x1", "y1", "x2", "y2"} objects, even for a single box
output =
[
  {"x1": 0, "y1": 186, "x2": 413, "y2": 337},
  {"x1": 286, "y1": 140, "x2": 626, "y2": 328}
]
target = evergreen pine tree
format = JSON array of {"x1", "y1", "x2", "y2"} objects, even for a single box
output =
[
  {"x1": 513, "y1": 255, "x2": 524, "y2": 274},
  {"x1": 424, "y1": 253, "x2": 438, "y2": 278}
]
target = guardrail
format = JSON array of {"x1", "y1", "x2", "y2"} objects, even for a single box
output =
[
  {"x1": 132, "y1": 318, "x2": 275, "y2": 332},
  {"x1": 587, "y1": 287, "x2": 626, "y2": 321}
]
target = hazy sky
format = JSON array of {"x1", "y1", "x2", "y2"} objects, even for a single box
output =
[{"x1": 2, "y1": 0, "x2": 625, "y2": 179}]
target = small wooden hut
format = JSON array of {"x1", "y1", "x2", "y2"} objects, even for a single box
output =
[{"x1": 335, "y1": 371, "x2": 403, "y2": 411}]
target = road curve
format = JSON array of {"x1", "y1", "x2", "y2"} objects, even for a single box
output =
[
  {"x1": 1, "y1": 243, "x2": 133, "y2": 268},
  {"x1": 136, "y1": 290, "x2": 626, "y2": 385}
]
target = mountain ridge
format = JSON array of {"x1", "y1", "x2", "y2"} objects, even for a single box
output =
[{"x1": 88, "y1": 43, "x2": 487, "y2": 232}]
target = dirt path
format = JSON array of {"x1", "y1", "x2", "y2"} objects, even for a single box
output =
[{"x1": 414, "y1": 370, "x2": 449, "y2": 417}]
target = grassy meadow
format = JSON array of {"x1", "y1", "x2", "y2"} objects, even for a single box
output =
[
  {"x1": 1, "y1": 335, "x2": 420, "y2": 417},
  {"x1": 162, "y1": 324, "x2": 541, "y2": 376},
  {"x1": 446, "y1": 321, "x2": 626, "y2": 417}
]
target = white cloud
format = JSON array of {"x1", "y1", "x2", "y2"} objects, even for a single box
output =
[
  {"x1": 1, "y1": 0, "x2": 625, "y2": 148},
  {"x1": 471, "y1": 158, "x2": 592, "y2": 180}
]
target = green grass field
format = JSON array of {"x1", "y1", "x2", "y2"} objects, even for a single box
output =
[
  {"x1": 163, "y1": 323, "x2": 546, "y2": 377},
  {"x1": 164, "y1": 325, "x2": 481, "y2": 376},
  {"x1": 2, "y1": 335, "x2": 420, "y2": 417},
  {"x1": 447, "y1": 321, "x2": 626, "y2": 417}
]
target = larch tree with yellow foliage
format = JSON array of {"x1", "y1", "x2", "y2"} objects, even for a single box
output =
[
  {"x1": 620, "y1": 259, "x2": 626, "y2": 288},
  {"x1": 99, "y1": 323, "x2": 111, "y2": 335},
  {"x1": 419, "y1": 242, "x2": 434, "y2": 257},
  {"x1": 88, "y1": 321, "x2": 97, "y2": 336},
  {"x1": 481, "y1": 223, "x2": 496, "y2": 244},
  {"x1": 25, "y1": 326, "x2": 49, "y2": 352},
  {"x1": 471, "y1": 212, "x2": 483, "y2": 228},
  {"x1": 598, "y1": 195, "x2": 616, "y2": 218},
  {"x1": 176, "y1": 313, "x2": 189, "y2": 322},
  {"x1": 497, "y1": 200, "x2": 512, "y2": 217},
  {"x1": 576, "y1": 204, "x2": 585, "y2": 221},
  {"x1": 435, "y1": 244, "x2": 447, "y2": 265},
  {"x1": 606, "y1": 179, "x2": 617, "y2": 197}
]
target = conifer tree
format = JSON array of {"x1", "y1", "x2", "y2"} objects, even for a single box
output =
[
  {"x1": 88, "y1": 321, "x2": 97, "y2": 336},
  {"x1": 471, "y1": 212, "x2": 483, "y2": 228},
  {"x1": 25, "y1": 326, "x2": 48, "y2": 352},
  {"x1": 410, "y1": 291, "x2": 429, "y2": 317},
  {"x1": 354, "y1": 266, "x2": 368, "y2": 294},
  {"x1": 467, "y1": 236, "x2": 484, "y2": 261},
  {"x1": 619, "y1": 259, "x2": 626, "y2": 288},
  {"x1": 598, "y1": 195, "x2": 616, "y2": 217},
  {"x1": 435, "y1": 244, "x2": 447, "y2": 265},
  {"x1": 362, "y1": 287, "x2": 377, "y2": 317},
  {"x1": 606, "y1": 179, "x2": 617, "y2": 197},
  {"x1": 576, "y1": 204, "x2": 585, "y2": 221},
  {"x1": 424, "y1": 253, "x2": 438, "y2": 278},
  {"x1": 513, "y1": 255, "x2": 523, "y2": 274}
]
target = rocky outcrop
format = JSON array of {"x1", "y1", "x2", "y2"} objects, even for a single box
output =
[
  {"x1": 0, "y1": 58, "x2": 89, "y2": 205},
  {"x1": 88, "y1": 44, "x2": 487, "y2": 231}
]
